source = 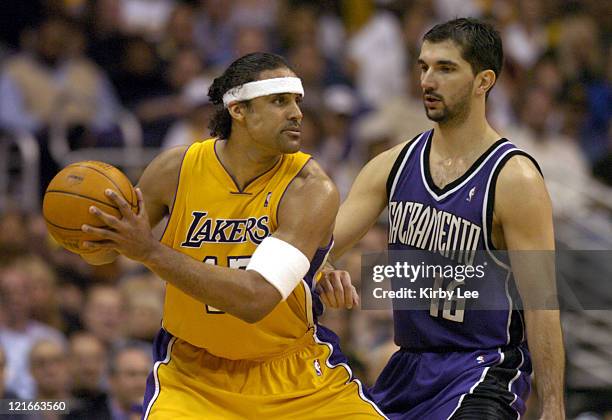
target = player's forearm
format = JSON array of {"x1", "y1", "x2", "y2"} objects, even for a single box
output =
[
  {"x1": 330, "y1": 214, "x2": 375, "y2": 262},
  {"x1": 144, "y1": 242, "x2": 280, "y2": 323},
  {"x1": 525, "y1": 310, "x2": 565, "y2": 418}
]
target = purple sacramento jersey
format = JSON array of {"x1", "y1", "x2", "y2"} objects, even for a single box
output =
[
  {"x1": 386, "y1": 129, "x2": 539, "y2": 350},
  {"x1": 371, "y1": 130, "x2": 539, "y2": 419}
]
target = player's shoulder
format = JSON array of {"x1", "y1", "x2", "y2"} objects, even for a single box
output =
[
  {"x1": 290, "y1": 158, "x2": 338, "y2": 203},
  {"x1": 494, "y1": 151, "x2": 549, "y2": 214},
  {"x1": 148, "y1": 145, "x2": 189, "y2": 178},
  {"x1": 496, "y1": 151, "x2": 543, "y2": 193},
  {"x1": 138, "y1": 145, "x2": 189, "y2": 203}
]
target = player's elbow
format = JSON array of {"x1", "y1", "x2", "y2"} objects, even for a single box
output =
[
  {"x1": 239, "y1": 296, "x2": 278, "y2": 324},
  {"x1": 236, "y1": 274, "x2": 282, "y2": 324}
]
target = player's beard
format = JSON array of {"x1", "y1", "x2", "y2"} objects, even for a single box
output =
[{"x1": 424, "y1": 81, "x2": 473, "y2": 126}]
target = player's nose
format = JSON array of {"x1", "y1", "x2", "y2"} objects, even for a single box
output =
[
  {"x1": 287, "y1": 98, "x2": 303, "y2": 121},
  {"x1": 420, "y1": 69, "x2": 437, "y2": 91}
]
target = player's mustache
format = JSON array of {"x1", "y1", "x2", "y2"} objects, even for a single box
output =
[
  {"x1": 283, "y1": 124, "x2": 301, "y2": 131},
  {"x1": 423, "y1": 90, "x2": 443, "y2": 101}
]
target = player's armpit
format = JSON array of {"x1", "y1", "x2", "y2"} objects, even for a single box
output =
[{"x1": 136, "y1": 145, "x2": 188, "y2": 229}]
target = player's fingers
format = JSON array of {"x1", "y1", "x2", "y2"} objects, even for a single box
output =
[
  {"x1": 105, "y1": 189, "x2": 133, "y2": 219},
  {"x1": 351, "y1": 286, "x2": 360, "y2": 308},
  {"x1": 318, "y1": 276, "x2": 338, "y2": 308},
  {"x1": 81, "y1": 224, "x2": 119, "y2": 241},
  {"x1": 318, "y1": 289, "x2": 332, "y2": 308},
  {"x1": 329, "y1": 273, "x2": 345, "y2": 308},
  {"x1": 89, "y1": 206, "x2": 121, "y2": 229},
  {"x1": 339, "y1": 273, "x2": 354, "y2": 309},
  {"x1": 82, "y1": 240, "x2": 115, "y2": 249},
  {"x1": 135, "y1": 188, "x2": 147, "y2": 219}
]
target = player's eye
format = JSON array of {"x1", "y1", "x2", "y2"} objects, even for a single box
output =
[{"x1": 273, "y1": 96, "x2": 286, "y2": 105}]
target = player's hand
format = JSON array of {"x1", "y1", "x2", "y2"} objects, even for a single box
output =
[
  {"x1": 316, "y1": 269, "x2": 359, "y2": 309},
  {"x1": 81, "y1": 188, "x2": 159, "y2": 263}
]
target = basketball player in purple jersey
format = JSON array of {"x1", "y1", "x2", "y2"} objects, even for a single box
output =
[{"x1": 317, "y1": 18, "x2": 564, "y2": 419}]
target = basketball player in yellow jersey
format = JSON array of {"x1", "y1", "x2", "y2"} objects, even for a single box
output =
[{"x1": 80, "y1": 52, "x2": 386, "y2": 419}]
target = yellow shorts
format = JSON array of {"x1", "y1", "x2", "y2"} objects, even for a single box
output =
[{"x1": 143, "y1": 327, "x2": 386, "y2": 419}]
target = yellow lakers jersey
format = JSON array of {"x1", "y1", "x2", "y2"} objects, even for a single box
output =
[{"x1": 161, "y1": 139, "x2": 330, "y2": 360}]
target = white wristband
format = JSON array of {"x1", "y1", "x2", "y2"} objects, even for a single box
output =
[{"x1": 246, "y1": 236, "x2": 310, "y2": 300}]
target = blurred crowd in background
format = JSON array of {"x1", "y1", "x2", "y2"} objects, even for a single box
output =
[{"x1": 0, "y1": 0, "x2": 610, "y2": 419}]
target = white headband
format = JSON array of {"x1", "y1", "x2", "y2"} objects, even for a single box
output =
[{"x1": 222, "y1": 77, "x2": 304, "y2": 108}]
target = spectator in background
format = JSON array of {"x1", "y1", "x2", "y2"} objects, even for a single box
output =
[
  {"x1": 68, "y1": 332, "x2": 109, "y2": 418},
  {"x1": 108, "y1": 342, "x2": 152, "y2": 420},
  {"x1": 29, "y1": 338, "x2": 71, "y2": 401},
  {"x1": 85, "y1": 0, "x2": 129, "y2": 77},
  {"x1": 162, "y1": 77, "x2": 214, "y2": 149},
  {"x1": 0, "y1": 262, "x2": 65, "y2": 398},
  {"x1": 0, "y1": 16, "x2": 119, "y2": 135},
  {"x1": 157, "y1": 2, "x2": 197, "y2": 63},
  {"x1": 317, "y1": 85, "x2": 359, "y2": 197},
  {"x1": 346, "y1": 5, "x2": 407, "y2": 107},
  {"x1": 0, "y1": 211, "x2": 29, "y2": 254},
  {"x1": 0, "y1": 343, "x2": 18, "y2": 399},
  {"x1": 121, "y1": 278, "x2": 164, "y2": 344},
  {"x1": 234, "y1": 26, "x2": 271, "y2": 59},
  {"x1": 81, "y1": 285, "x2": 127, "y2": 349},
  {"x1": 0, "y1": 16, "x2": 120, "y2": 189},
  {"x1": 118, "y1": 0, "x2": 175, "y2": 40},
  {"x1": 0, "y1": 343, "x2": 23, "y2": 420},
  {"x1": 401, "y1": 1, "x2": 433, "y2": 63},
  {"x1": 193, "y1": 0, "x2": 236, "y2": 68},
  {"x1": 111, "y1": 36, "x2": 169, "y2": 113},
  {"x1": 297, "y1": 107, "x2": 324, "y2": 157},
  {"x1": 287, "y1": 42, "x2": 328, "y2": 110},
  {"x1": 557, "y1": 11, "x2": 610, "y2": 166},
  {"x1": 278, "y1": 4, "x2": 319, "y2": 51},
  {"x1": 502, "y1": 0, "x2": 548, "y2": 71},
  {"x1": 14, "y1": 255, "x2": 64, "y2": 332},
  {"x1": 131, "y1": 47, "x2": 206, "y2": 147}
]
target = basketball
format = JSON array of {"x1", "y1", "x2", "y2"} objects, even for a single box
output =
[{"x1": 42, "y1": 161, "x2": 138, "y2": 256}]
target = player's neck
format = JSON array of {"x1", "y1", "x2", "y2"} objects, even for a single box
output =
[
  {"x1": 216, "y1": 137, "x2": 281, "y2": 190},
  {"x1": 433, "y1": 108, "x2": 499, "y2": 158}
]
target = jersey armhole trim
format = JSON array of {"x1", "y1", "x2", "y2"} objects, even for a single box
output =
[
  {"x1": 484, "y1": 150, "x2": 543, "y2": 252},
  {"x1": 272, "y1": 156, "x2": 312, "y2": 228},
  {"x1": 159, "y1": 145, "x2": 193, "y2": 244},
  {"x1": 386, "y1": 132, "x2": 427, "y2": 200}
]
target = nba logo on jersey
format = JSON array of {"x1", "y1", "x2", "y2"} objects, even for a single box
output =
[
  {"x1": 264, "y1": 192, "x2": 272, "y2": 208},
  {"x1": 466, "y1": 187, "x2": 476, "y2": 202},
  {"x1": 313, "y1": 359, "x2": 322, "y2": 376}
]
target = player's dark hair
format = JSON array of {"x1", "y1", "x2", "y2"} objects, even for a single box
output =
[
  {"x1": 208, "y1": 52, "x2": 292, "y2": 139},
  {"x1": 423, "y1": 18, "x2": 503, "y2": 96}
]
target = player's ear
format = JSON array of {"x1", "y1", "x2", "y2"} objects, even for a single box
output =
[
  {"x1": 227, "y1": 102, "x2": 247, "y2": 122},
  {"x1": 476, "y1": 70, "x2": 496, "y2": 96}
]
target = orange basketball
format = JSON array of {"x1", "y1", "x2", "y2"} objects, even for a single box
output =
[{"x1": 42, "y1": 161, "x2": 138, "y2": 255}]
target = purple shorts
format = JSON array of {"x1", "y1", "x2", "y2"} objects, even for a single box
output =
[{"x1": 370, "y1": 344, "x2": 532, "y2": 419}]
